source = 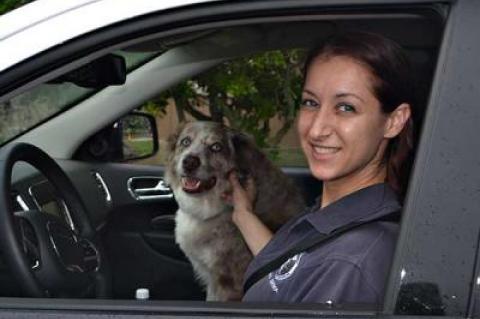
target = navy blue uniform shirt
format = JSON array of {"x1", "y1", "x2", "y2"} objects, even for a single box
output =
[{"x1": 243, "y1": 183, "x2": 400, "y2": 304}]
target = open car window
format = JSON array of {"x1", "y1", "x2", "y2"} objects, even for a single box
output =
[
  {"x1": 127, "y1": 47, "x2": 308, "y2": 168},
  {"x1": 3, "y1": 1, "x2": 480, "y2": 319},
  {"x1": 1, "y1": 3, "x2": 442, "y2": 302}
]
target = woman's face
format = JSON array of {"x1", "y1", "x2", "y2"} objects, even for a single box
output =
[{"x1": 298, "y1": 55, "x2": 392, "y2": 184}]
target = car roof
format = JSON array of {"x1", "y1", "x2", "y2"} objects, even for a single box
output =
[{"x1": 0, "y1": 0, "x2": 216, "y2": 72}]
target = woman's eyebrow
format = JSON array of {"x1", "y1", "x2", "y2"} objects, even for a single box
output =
[
  {"x1": 335, "y1": 92, "x2": 365, "y2": 103},
  {"x1": 302, "y1": 89, "x2": 318, "y2": 98}
]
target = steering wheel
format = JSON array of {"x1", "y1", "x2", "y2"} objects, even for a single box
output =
[{"x1": 0, "y1": 143, "x2": 111, "y2": 298}]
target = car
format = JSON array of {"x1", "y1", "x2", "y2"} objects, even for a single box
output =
[{"x1": 0, "y1": 0, "x2": 479, "y2": 318}]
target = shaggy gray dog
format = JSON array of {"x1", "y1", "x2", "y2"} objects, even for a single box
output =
[{"x1": 165, "y1": 121, "x2": 305, "y2": 301}]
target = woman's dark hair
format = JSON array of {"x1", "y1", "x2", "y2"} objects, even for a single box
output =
[{"x1": 303, "y1": 31, "x2": 416, "y2": 199}]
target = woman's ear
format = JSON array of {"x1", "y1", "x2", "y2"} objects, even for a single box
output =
[{"x1": 384, "y1": 103, "x2": 411, "y2": 139}]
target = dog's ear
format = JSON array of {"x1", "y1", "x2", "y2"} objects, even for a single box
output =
[
  {"x1": 229, "y1": 130, "x2": 251, "y2": 178},
  {"x1": 167, "y1": 122, "x2": 188, "y2": 152},
  {"x1": 229, "y1": 129, "x2": 269, "y2": 182}
]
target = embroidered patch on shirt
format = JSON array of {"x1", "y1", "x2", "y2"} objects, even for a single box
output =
[{"x1": 268, "y1": 253, "x2": 305, "y2": 293}]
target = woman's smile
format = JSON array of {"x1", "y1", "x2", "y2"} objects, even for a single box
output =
[{"x1": 310, "y1": 144, "x2": 341, "y2": 157}]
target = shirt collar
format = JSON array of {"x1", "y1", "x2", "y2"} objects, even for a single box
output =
[{"x1": 291, "y1": 183, "x2": 400, "y2": 234}]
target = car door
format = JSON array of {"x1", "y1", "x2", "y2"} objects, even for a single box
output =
[{"x1": 1, "y1": 0, "x2": 480, "y2": 319}]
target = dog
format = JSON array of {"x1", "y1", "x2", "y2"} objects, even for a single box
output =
[{"x1": 165, "y1": 121, "x2": 306, "y2": 301}]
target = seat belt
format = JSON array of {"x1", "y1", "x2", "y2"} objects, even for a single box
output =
[{"x1": 243, "y1": 210, "x2": 400, "y2": 293}]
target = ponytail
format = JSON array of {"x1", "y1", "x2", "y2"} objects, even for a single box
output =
[{"x1": 386, "y1": 117, "x2": 415, "y2": 201}]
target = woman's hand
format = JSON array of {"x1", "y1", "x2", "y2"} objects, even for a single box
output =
[{"x1": 226, "y1": 171, "x2": 272, "y2": 256}]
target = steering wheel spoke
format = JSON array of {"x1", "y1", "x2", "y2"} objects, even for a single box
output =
[
  {"x1": 0, "y1": 143, "x2": 111, "y2": 298},
  {"x1": 13, "y1": 213, "x2": 41, "y2": 270}
]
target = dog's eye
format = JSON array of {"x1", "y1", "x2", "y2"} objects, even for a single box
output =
[
  {"x1": 210, "y1": 142, "x2": 223, "y2": 153},
  {"x1": 180, "y1": 137, "x2": 191, "y2": 147}
]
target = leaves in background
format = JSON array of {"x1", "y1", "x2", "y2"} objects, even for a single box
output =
[
  {"x1": 0, "y1": 0, "x2": 32, "y2": 15},
  {"x1": 141, "y1": 48, "x2": 305, "y2": 154}
]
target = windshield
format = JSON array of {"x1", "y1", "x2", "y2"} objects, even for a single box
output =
[{"x1": 0, "y1": 50, "x2": 158, "y2": 145}]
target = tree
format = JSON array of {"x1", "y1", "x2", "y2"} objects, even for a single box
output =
[{"x1": 146, "y1": 49, "x2": 305, "y2": 152}]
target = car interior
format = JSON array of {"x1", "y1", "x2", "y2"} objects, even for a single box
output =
[{"x1": 0, "y1": 6, "x2": 444, "y2": 302}]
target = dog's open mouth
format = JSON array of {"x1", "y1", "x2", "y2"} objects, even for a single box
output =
[{"x1": 181, "y1": 176, "x2": 217, "y2": 194}]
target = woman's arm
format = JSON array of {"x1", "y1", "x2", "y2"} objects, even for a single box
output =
[{"x1": 228, "y1": 172, "x2": 273, "y2": 256}]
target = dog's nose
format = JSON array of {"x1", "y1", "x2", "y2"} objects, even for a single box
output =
[{"x1": 182, "y1": 155, "x2": 201, "y2": 172}]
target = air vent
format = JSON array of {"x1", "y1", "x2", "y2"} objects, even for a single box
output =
[{"x1": 91, "y1": 171, "x2": 112, "y2": 207}]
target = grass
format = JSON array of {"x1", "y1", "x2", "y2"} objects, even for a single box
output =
[{"x1": 124, "y1": 139, "x2": 154, "y2": 157}]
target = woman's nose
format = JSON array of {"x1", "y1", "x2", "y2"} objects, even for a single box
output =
[{"x1": 308, "y1": 108, "x2": 334, "y2": 139}]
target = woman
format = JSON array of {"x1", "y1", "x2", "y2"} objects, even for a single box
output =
[{"x1": 229, "y1": 32, "x2": 416, "y2": 305}]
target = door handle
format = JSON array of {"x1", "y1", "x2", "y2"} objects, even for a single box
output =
[{"x1": 127, "y1": 176, "x2": 174, "y2": 201}]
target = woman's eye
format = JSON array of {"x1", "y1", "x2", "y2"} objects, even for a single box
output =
[
  {"x1": 180, "y1": 137, "x2": 191, "y2": 147},
  {"x1": 300, "y1": 99, "x2": 318, "y2": 108},
  {"x1": 337, "y1": 103, "x2": 356, "y2": 113},
  {"x1": 210, "y1": 142, "x2": 223, "y2": 152}
]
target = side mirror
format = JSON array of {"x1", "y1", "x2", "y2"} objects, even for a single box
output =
[
  {"x1": 119, "y1": 112, "x2": 159, "y2": 161},
  {"x1": 75, "y1": 112, "x2": 159, "y2": 162}
]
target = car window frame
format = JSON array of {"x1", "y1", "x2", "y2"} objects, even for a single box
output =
[{"x1": 3, "y1": 1, "x2": 479, "y2": 318}]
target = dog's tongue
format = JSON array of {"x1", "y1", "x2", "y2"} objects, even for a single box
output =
[{"x1": 182, "y1": 177, "x2": 201, "y2": 191}]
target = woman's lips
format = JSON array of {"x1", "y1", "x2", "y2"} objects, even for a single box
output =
[{"x1": 311, "y1": 145, "x2": 341, "y2": 159}]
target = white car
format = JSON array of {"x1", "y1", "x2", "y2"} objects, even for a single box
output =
[{"x1": 0, "y1": 0, "x2": 479, "y2": 318}]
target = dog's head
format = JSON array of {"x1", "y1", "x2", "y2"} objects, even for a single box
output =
[{"x1": 165, "y1": 121, "x2": 254, "y2": 220}]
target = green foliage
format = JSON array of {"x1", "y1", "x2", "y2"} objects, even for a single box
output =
[
  {"x1": 207, "y1": 49, "x2": 304, "y2": 148},
  {"x1": 0, "y1": 0, "x2": 32, "y2": 15},
  {"x1": 141, "y1": 48, "x2": 305, "y2": 151},
  {"x1": 122, "y1": 115, "x2": 149, "y2": 131},
  {"x1": 141, "y1": 100, "x2": 168, "y2": 117}
]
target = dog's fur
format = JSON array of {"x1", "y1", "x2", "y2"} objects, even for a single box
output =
[{"x1": 165, "y1": 121, "x2": 305, "y2": 301}]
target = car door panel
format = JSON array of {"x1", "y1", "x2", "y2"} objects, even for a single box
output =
[
  {"x1": 64, "y1": 160, "x2": 318, "y2": 300},
  {"x1": 54, "y1": 161, "x2": 205, "y2": 300}
]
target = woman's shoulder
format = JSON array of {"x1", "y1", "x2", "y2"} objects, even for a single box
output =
[{"x1": 306, "y1": 220, "x2": 399, "y2": 269}]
